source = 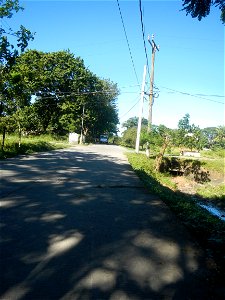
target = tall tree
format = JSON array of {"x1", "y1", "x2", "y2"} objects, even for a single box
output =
[
  {"x1": 8, "y1": 49, "x2": 119, "y2": 137},
  {"x1": 177, "y1": 114, "x2": 206, "y2": 151},
  {"x1": 182, "y1": 0, "x2": 225, "y2": 24},
  {"x1": 0, "y1": 0, "x2": 34, "y2": 148}
]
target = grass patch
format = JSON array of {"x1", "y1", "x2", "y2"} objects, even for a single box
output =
[
  {"x1": 0, "y1": 134, "x2": 70, "y2": 159},
  {"x1": 196, "y1": 184, "x2": 225, "y2": 209},
  {"x1": 201, "y1": 148, "x2": 225, "y2": 159},
  {"x1": 127, "y1": 152, "x2": 225, "y2": 267},
  {"x1": 201, "y1": 158, "x2": 225, "y2": 174}
]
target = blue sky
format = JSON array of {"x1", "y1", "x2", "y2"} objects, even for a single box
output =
[{"x1": 5, "y1": 0, "x2": 224, "y2": 131}]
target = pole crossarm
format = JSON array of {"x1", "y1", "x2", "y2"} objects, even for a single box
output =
[{"x1": 148, "y1": 34, "x2": 160, "y2": 52}]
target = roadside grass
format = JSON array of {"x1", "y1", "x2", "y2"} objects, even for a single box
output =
[
  {"x1": 201, "y1": 148, "x2": 225, "y2": 159},
  {"x1": 196, "y1": 184, "x2": 225, "y2": 209},
  {"x1": 200, "y1": 156, "x2": 225, "y2": 174},
  {"x1": 0, "y1": 134, "x2": 70, "y2": 159},
  {"x1": 197, "y1": 150, "x2": 224, "y2": 203},
  {"x1": 127, "y1": 152, "x2": 225, "y2": 266}
]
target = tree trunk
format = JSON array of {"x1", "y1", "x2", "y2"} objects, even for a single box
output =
[
  {"x1": 1, "y1": 127, "x2": 6, "y2": 152},
  {"x1": 18, "y1": 121, "x2": 22, "y2": 148},
  {"x1": 155, "y1": 137, "x2": 169, "y2": 172}
]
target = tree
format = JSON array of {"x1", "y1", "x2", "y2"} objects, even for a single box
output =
[
  {"x1": 121, "y1": 127, "x2": 137, "y2": 148},
  {"x1": 214, "y1": 126, "x2": 225, "y2": 148},
  {"x1": 177, "y1": 113, "x2": 191, "y2": 149},
  {"x1": 7, "y1": 49, "x2": 119, "y2": 138},
  {"x1": 0, "y1": 0, "x2": 34, "y2": 150},
  {"x1": 202, "y1": 127, "x2": 217, "y2": 148},
  {"x1": 177, "y1": 114, "x2": 206, "y2": 151},
  {"x1": 182, "y1": 0, "x2": 225, "y2": 24},
  {"x1": 122, "y1": 116, "x2": 148, "y2": 130}
]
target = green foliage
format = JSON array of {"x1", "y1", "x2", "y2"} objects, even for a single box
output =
[
  {"x1": 121, "y1": 127, "x2": 137, "y2": 148},
  {"x1": 202, "y1": 126, "x2": 225, "y2": 149},
  {"x1": 201, "y1": 148, "x2": 225, "y2": 159},
  {"x1": 182, "y1": 0, "x2": 225, "y2": 24},
  {"x1": 196, "y1": 184, "x2": 225, "y2": 206},
  {"x1": 176, "y1": 113, "x2": 206, "y2": 151},
  {"x1": 0, "y1": 0, "x2": 34, "y2": 66},
  {"x1": 121, "y1": 115, "x2": 223, "y2": 157},
  {"x1": 0, "y1": 0, "x2": 21, "y2": 19},
  {"x1": 1, "y1": 49, "x2": 119, "y2": 143},
  {"x1": 202, "y1": 157, "x2": 225, "y2": 174},
  {"x1": 122, "y1": 116, "x2": 148, "y2": 130},
  {"x1": 213, "y1": 126, "x2": 225, "y2": 148},
  {"x1": 121, "y1": 121, "x2": 174, "y2": 152},
  {"x1": 0, "y1": 134, "x2": 69, "y2": 158}
]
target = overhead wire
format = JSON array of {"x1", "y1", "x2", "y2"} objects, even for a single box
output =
[
  {"x1": 159, "y1": 86, "x2": 224, "y2": 104},
  {"x1": 120, "y1": 95, "x2": 141, "y2": 119},
  {"x1": 138, "y1": 0, "x2": 151, "y2": 80},
  {"x1": 116, "y1": 0, "x2": 140, "y2": 85}
]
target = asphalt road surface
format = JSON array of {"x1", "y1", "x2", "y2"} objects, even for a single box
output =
[{"x1": 0, "y1": 145, "x2": 224, "y2": 299}]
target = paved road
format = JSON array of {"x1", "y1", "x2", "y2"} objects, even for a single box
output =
[{"x1": 0, "y1": 145, "x2": 223, "y2": 299}]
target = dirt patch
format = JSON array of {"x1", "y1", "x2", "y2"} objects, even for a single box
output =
[
  {"x1": 171, "y1": 172, "x2": 225, "y2": 210},
  {"x1": 208, "y1": 170, "x2": 225, "y2": 185},
  {"x1": 172, "y1": 176, "x2": 199, "y2": 195}
]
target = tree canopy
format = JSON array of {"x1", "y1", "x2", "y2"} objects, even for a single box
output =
[
  {"x1": 122, "y1": 116, "x2": 148, "y2": 130},
  {"x1": 182, "y1": 0, "x2": 225, "y2": 24},
  {"x1": 1, "y1": 49, "x2": 119, "y2": 139},
  {"x1": 121, "y1": 114, "x2": 224, "y2": 151},
  {"x1": 0, "y1": 1, "x2": 119, "y2": 144},
  {"x1": 0, "y1": 0, "x2": 35, "y2": 67}
]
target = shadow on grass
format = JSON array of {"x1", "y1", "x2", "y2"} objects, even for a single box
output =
[
  {"x1": 128, "y1": 157, "x2": 225, "y2": 273},
  {"x1": 0, "y1": 146, "x2": 225, "y2": 299}
]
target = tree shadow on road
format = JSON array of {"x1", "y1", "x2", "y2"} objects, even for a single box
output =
[{"x1": 0, "y1": 146, "x2": 224, "y2": 299}]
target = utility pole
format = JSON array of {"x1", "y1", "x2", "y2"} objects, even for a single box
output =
[
  {"x1": 80, "y1": 104, "x2": 85, "y2": 144},
  {"x1": 135, "y1": 65, "x2": 147, "y2": 153},
  {"x1": 147, "y1": 34, "x2": 159, "y2": 133}
]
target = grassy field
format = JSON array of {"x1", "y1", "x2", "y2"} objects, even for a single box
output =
[
  {"x1": 127, "y1": 152, "x2": 225, "y2": 269},
  {"x1": 0, "y1": 134, "x2": 70, "y2": 159}
]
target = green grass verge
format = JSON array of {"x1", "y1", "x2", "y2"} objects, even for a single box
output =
[
  {"x1": 196, "y1": 184, "x2": 225, "y2": 209},
  {"x1": 0, "y1": 134, "x2": 70, "y2": 159},
  {"x1": 127, "y1": 152, "x2": 225, "y2": 266}
]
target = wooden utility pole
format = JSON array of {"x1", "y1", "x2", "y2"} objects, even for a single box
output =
[
  {"x1": 147, "y1": 34, "x2": 159, "y2": 133},
  {"x1": 135, "y1": 65, "x2": 147, "y2": 153},
  {"x1": 80, "y1": 104, "x2": 85, "y2": 144}
]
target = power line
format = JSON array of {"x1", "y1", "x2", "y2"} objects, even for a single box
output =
[
  {"x1": 195, "y1": 93, "x2": 224, "y2": 98},
  {"x1": 138, "y1": 0, "x2": 151, "y2": 79},
  {"x1": 159, "y1": 86, "x2": 224, "y2": 104},
  {"x1": 116, "y1": 0, "x2": 140, "y2": 85},
  {"x1": 120, "y1": 95, "x2": 141, "y2": 119}
]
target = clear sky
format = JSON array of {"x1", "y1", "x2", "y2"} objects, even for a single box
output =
[{"x1": 5, "y1": 0, "x2": 225, "y2": 132}]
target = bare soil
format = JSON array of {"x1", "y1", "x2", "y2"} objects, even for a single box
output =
[{"x1": 171, "y1": 171, "x2": 225, "y2": 209}]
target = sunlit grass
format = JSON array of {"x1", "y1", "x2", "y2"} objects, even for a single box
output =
[
  {"x1": 196, "y1": 184, "x2": 225, "y2": 209},
  {"x1": 0, "y1": 134, "x2": 70, "y2": 159}
]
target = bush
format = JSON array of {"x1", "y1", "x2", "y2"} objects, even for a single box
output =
[{"x1": 121, "y1": 127, "x2": 137, "y2": 148}]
